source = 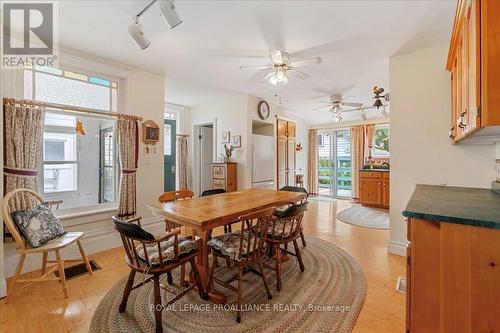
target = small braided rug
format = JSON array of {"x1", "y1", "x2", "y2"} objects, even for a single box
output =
[{"x1": 90, "y1": 236, "x2": 366, "y2": 333}]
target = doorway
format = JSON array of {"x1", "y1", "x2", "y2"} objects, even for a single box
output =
[
  {"x1": 317, "y1": 130, "x2": 352, "y2": 198},
  {"x1": 193, "y1": 122, "x2": 216, "y2": 195},
  {"x1": 164, "y1": 119, "x2": 176, "y2": 191}
]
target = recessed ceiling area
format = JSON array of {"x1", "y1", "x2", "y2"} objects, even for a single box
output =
[{"x1": 57, "y1": 1, "x2": 455, "y2": 125}]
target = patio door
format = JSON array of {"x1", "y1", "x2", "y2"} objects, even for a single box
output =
[{"x1": 317, "y1": 130, "x2": 352, "y2": 198}]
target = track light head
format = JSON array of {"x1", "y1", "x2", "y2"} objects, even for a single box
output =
[
  {"x1": 158, "y1": 0, "x2": 183, "y2": 29},
  {"x1": 360, "y1": 110, "x2": 367, "y2": 121},
  {"x1": 128, "y1": 19, "x2": 151, "y2": 50}
]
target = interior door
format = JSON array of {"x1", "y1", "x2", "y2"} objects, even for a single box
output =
[
  {"x1": 277, "y1": 138, "x2": 287, "y2": 188},
  {"x1": 200, "y1": 125, "x2": 214, "y2": 193},
  {"x1": 164, "y1": 119, "x2": 176, "y2": 191}
]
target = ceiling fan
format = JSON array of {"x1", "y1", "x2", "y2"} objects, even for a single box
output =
[
  {"x1": 239, "y1": 50, "x2": 321, "y2": 104},
  {"x1": 312, "y1": 94, "x2": 364, "y2": 122}
]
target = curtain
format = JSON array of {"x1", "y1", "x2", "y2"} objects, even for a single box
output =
[
  {"x1": 307, "y1": 129, "x2": 318, "y2": 195},
  {"x1": 364, "y1": 124, "x2": 375, "y2": 161},
  {"x1": 350, "y1": 125, "x2": 364, "y2": 199},
  {"x1": 3, "y1": 100, "x2": 45, "y2": 194},
  {"x1": 117, "y1": 117, "x2": 138, "y2": 218},
  {"x1": 176, "y1": 135, "x2": 188, "y2": 190}
]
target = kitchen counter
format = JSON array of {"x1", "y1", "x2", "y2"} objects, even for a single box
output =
[
  {"x1": 402, "y1": 184, "x2": 500, "y2": 229},
  {"x1": 359, "y1": 168, "x2": 390, "y2": 172}
]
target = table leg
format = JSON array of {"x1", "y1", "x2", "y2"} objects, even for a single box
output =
[{"x1": 191, "y1": 229, "x2": 227, "y2": 304}]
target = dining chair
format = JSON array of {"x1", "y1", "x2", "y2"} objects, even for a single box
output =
[
  {"x1": 206, "y1": 208, "x2": 274, "y2": 323},
  {"x1": 278, "y1": 186, "x2": 309, "y2": 247},
  {"x1": 113, "y1": 215, "x2": 206, "y2": 333},
  {"x1": 1, "y1": 188, "x2": 93, "y2": 300},
  {"x1": 265, "y1": 201, "x2": 308, "y2": 291},
  {"x1": 200, "y1": 189, "x2": 233, "y2": 233},
  {"x1": 158, "y1": 189, "x2": 195, "y2": 286}
]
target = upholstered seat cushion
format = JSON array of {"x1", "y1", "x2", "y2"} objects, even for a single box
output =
[
  {"x1": 135, "y1": 236, "x2": 197, "y2": 265},
  {"x1": 207, "y1": 231, "x2": 257, "y2": 262},
  {"x1": 11, "y1": 202, "x2": 66, "y2": 248},
  {"x1": 267, "y1": 219, "x2": 294, "y2": 239}
]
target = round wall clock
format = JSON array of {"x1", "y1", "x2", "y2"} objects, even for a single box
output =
[{"x1": 257, "y1": 101, "x2": 270, "y2": 120}]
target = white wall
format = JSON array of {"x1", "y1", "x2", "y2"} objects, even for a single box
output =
[{"x1": 388, "y1": 45, "x2": 495, "y2": 255}]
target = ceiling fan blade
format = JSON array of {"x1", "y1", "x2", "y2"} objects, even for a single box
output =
[
  {"x1": 311, "y1": 104, "x2": 332, "y2": 111},
  {"x1": 239, "y1": 65, "x2": 274, "y2": 70},
  {"x1": 343, "y1": 106, "x2": 376, "y2": 113},
  {"x1": 290, "y1": 57, "x2": 322, "y2": 67},
  {"x1": 261, "y1": 71, "x2": 275, "y2": 82},
  {"x1": 270, "y1": 50, "x2": 284, "y2": 64},
  {"x1": 343, "y1": 102, "x2": 363, "y2": 108},
  {"x1": 289, "y1": 69, "x2": 309, "y2": 80}
]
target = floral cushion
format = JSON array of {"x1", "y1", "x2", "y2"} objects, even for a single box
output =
[
  {"x1": 207, "y1": 231, "x2": 257, "y2": 262},
  {"x1": 267, "y1": 219, "x2": 294, "y2": 239},
  {"x1": 11, "y1": 202, "x2": 66, "y2": 248},
  {"x1": 135, "y1": 236, "x2": 197, "y2": 265}
]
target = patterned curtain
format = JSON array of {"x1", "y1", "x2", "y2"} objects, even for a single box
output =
[
  {"x1": 307, "y1": 129, "x2": 318, "y2": 195},
  {"x1": 350, "y1": 125, "x2": 364, "y2": 199},
  {"x1": 3, "y1": 99, "x2": 45, "y2": 194},
  {"x1": 176, "y1": 135, "x2": 188, "y2": 190},
  {"x1": 364, "y1": 124, "x2": 375, "y2": 160},
  {"x1": 117, "y1": 117, "x2": 138, "y2": 218}
]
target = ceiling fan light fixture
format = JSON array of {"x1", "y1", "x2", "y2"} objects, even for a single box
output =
[
  {"x1": 128, "y1": 19, "x2": 151, "y2": 50},
  {"x1": 157, "y1": 0, "x2": 183, "y2": 29},
  {"x1": 381, "y1": 105, "x2": 390, "y2": 118},
  {"x1": 333, "y1": 112, "x2": 343, "y2": 123},
  {"x1": 269, "y1": 70, "x2": 288, "y2": 86}
]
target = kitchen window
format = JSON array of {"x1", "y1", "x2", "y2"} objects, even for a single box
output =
[
  {"x1": 24, "y1": 63, "x2": 120, "y2": 209},
  {"x1": 372, "y1": 124, "x2": 390, "y2": 158}
]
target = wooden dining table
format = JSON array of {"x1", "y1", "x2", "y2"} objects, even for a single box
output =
[{"x1": 147, "y1": 187, "x2": 305, "y2": 303}]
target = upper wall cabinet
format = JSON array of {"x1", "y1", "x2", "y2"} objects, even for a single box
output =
[{"x1": 447, "y1": 0, "x2": 500, "y2": 144}]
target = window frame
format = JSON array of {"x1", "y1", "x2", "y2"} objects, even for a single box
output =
[
  {"x1": 371, "y1": 123, "x2": 390, "y2": 158},
  {"x1": 26, "y1": 62, "x2": 123, "y2": 208}
]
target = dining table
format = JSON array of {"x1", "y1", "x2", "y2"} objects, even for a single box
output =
[{"x1": 147, "y1": 187, "x2": 306, "y2": 303}]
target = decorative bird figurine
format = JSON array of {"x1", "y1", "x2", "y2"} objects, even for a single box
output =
[{"x1": 76, "y1": 120, "x2": 86, "y2": 135}]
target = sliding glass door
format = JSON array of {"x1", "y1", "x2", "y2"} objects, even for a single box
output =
[{"x1": 317, "y1": 130, "x2": 352, "y2": 197}]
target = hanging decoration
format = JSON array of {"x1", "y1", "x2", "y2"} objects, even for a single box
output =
[{"x1": 76, "y1": 120, "x2": 86, "y2": 135}]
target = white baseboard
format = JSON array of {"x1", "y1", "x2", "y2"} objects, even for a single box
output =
[
  {"x1": 0, "y1": 277, "x2": 6, "y2": 298},
  {"x1": 2, "y1": 216, "x2": 165, "y2": 278},
  {"x1": 387, "y1": 240, "x2": 407, "y2": 257}
]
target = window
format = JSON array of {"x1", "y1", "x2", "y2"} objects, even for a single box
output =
[
  {"x1": 372, "y1": 124, "x2": 390, "y2": 158},
  {"x1": 25, "y1": 64, "x2": 120, "y2": 210},
  {"x1": 317, "y1": 133, "x2": 324, "y2": 147}
]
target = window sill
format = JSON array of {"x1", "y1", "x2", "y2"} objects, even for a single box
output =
[{"x1": 55, "y1": 204, "x2": 118, "y2": 227}]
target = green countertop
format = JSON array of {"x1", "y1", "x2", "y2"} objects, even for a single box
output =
[
  {"x1": 402, "y1": 184, "x2": 500, "y2": 229},
  {"x1": 359, "y1": 169, "x2": 390, "y2": 172}
]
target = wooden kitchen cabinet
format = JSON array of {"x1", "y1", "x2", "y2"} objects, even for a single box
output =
[
  {"x1": 211, "y1": 162, "x2": 237, "y2": 192},
  {"x1": 447, "y1": 0, "x2": 500, "y2": 143},
  {"x1": 359, "y1": 171, "x2": 389, "y2": 208},
  {"x1": 276, "y1": 118, "x2": 297, "y2": 189}
]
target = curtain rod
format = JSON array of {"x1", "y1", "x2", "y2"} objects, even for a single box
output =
[{"x1": 3, "y1": 98, "x2": 143, "y2": 121}]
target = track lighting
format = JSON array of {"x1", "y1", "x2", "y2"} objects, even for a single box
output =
[
  {"x1": 381, "y1": 105, "x2": 390, "y2": 118},
  {"x1": 158, "y1": 0, "x2": 183, "y2": 29},
  {"x1": 129, "y1": 0, "x2": 182, "y2": 50},
  {"x1": 128, "y1": 19, "x2": 151, "y2": 50},
  {"x1": 360, "y1": 110, "x2": 367, "y2": 121}
]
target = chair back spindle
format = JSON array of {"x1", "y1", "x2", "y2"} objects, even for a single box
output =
[
  {"x1": 234, "y1": 208, "x2": 274, "y2": 262},
  {"x1": 268, "y1": 202, "x2": 308, "y2": 241}
]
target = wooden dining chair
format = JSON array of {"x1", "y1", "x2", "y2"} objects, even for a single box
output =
[
  {"x1": 113, "y1": 215, "x2": 205, "y2": 333},
  {"x1": 1, "y1": 188, "x2": 92, "y2": 300},
  {"x1": 200, "y1": 189, "x2": 233, "y2": 233},
  {"x1": 158, "y1": 189, "x2": 194, "y2": 286},
  {"x1": 206, "y1": 208, "x2": 274, "y2": 323},
  {"x1": 265, "y1": 201, "x2": 308, "y2": 291},
  {"x1": 278, "y1": 186, "x2": 309, "y2": 247}
]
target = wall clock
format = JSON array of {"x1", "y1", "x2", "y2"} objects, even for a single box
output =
[{"x1": 257, "y1": 101, "x2": 270, "y2": 120}]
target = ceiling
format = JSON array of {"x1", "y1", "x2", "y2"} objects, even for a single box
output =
[{"x1": 57, "y1": 1, "x2": 455, "y2": 125}]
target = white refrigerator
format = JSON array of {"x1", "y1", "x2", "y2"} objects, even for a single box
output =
[{"x1": 252, "y1": 134, "x2": 275, "y2": 189}]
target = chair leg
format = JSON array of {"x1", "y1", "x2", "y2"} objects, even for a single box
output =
[
  {"x1": 206, "y1": 255, "x2": 217, "y2": 295},
  {"x1": 55, "y1": 250, "x2": 68, "y2": 298},
  {"x1": 7, "y1": 254, "x2": 26, "y2": 301},
  {"x1": 190, "y1": 258, "x2": 207, "y2": 300},
  {"x1": 236, "y1": 265, "x2": 243, "y2": 323},
  {"x1": 180, "y1": 264, "x2": 186, "y2": 287},
  {"x1": 300, "y1": 228, "x2": 307, "y2": 247},
  {"x1": 258, "y1": 261, "x2": 272, "y2": 300},
  {"x1": 293, "y1": 239, "x2": 305, "y2": 272},
  {"x1": 77, "y1": 240, "x2": 93, "y2": 274},
  {"x1": 152, "y1": 275, "x2": 163, "y2": 333},
  {"x1": 275, "y1": 245, "x2": 282, "y2": 292},
  {"x1": 41, "y1": 252, "x2": 48, "y2": 275},
  {"x1": 119, "y1": 270, "x2": 136, "y2": 313},
  {"x1": 166, "y1": 272, "x2": 173, "y2": 286}
]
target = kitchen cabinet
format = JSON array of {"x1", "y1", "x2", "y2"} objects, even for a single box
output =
[
  {"x1": 276, "y1": 118, "x2": 296, "y2": 189},
  {"x1": 211, "y1": 162, "x2": 237, "y2": 192},
  {"x1": 359, "y1": 171, "x2": 389, "y2": 208},
  {"x1": 447, "y1": 0, "x2": 500, "y2": 143}
]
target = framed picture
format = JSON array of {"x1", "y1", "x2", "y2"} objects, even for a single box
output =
[
  {"x1": 231, "y1": 135, "x2": 241, "y2": 148},
  {"x1": 142, "y1": 120, "x2": 160, "y2": 145},
  {"x1": 221, "y1": 131, "x2": 230, "y2": 143}
]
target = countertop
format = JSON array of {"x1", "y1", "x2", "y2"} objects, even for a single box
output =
[
  {"x1": 402, "y1": 184, "x2": 500, "y2": 229},
  {"x1": 359, "y1": 168, "x2": 390, "y2": 172}
]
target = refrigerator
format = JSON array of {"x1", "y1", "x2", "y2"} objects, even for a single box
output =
[{"x1": 252, "y1": 134, "x2": 275, "y2": 189}]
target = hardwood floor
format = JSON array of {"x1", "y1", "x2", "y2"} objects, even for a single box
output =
[{"x1": 0, "y1": 199, "x2": 405, "y2": 333}]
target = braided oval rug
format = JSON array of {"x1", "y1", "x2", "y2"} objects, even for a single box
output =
[{"x1": 90, "y1": 236, "x2": 366, "y2": 333}]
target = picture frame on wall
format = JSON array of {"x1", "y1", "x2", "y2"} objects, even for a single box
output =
[
  {"x1": 231, "y1": 135, "x2": 241, "y2": 148},
  {"x1": 221, "y1": 131, "x2": 230, "y2": 143}
]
